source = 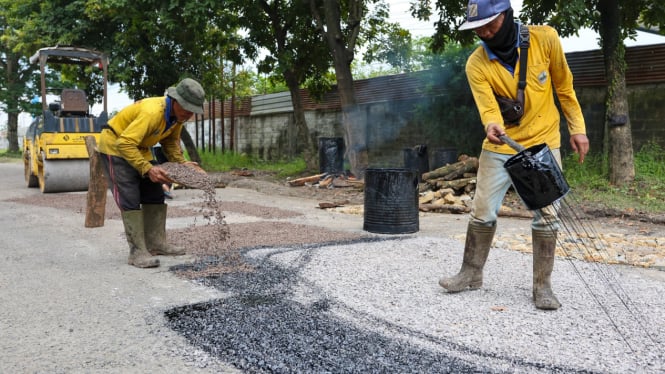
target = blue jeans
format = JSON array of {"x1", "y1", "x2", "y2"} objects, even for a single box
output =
[{"x1": 471, "y1": 149, "x2": 561, "y2": 231}]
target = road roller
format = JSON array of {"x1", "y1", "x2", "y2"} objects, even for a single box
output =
[{"x1": 23, "y1": 46, "x2": 109, "y2": 193}]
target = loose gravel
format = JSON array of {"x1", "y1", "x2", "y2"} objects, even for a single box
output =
[{"x1": 165, "y1": 236, "x2": 665, "y2": 373}]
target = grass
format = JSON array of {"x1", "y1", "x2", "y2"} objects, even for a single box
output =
[
  {"x1": 563, "y1": 141, "x2": 665, "y2": 214},
  {"x1": 0, "y1": 150, "x2": 22, "y2": 163},
  {"x1": 196, "y1": 150, "x2": 307, "y2": 179}
]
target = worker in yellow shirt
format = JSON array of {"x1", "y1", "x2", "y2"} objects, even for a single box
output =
[
  {"x1": 98, "y1": 78, "x2": 204, "y2": 268},
  {"x1": 438, "y1": 0, "x2": 589, "y2": 310}
]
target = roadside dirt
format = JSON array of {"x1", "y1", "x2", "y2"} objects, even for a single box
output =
[
  {"x1": 210, "y1": 169, "x2": 665, "y2": 227},
  {"x1": 7, "y1": 168, "x2": 664, "y2": 273}
]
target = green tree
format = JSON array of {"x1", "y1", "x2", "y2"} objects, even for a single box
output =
[
  {"x1": 415, "y1": 0, "x2": 665, "y2": 186},
  {"x1": 229, "y1": 0, "x2": 333, "y2": 170},
  {"x1": 309, "y1": 0, "x2": 395, "y2": 178},
  {"x1": 0, "y1": 0, "x2": 46, "y2": 152},
  {"x1": 4, "y1": 0, "x2": 246, "y2": 162}
]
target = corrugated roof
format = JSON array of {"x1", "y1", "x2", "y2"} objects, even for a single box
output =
[{"x1": 567, "y1": 43, "x2": 665, "y2": 86}]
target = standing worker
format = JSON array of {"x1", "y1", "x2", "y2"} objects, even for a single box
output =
[
  {"x1": 98, "y1": 78, "x2": 205, "y2": 268},
  {"x1": 438, "y1": 0, "x2": 589, "y2": 309}
]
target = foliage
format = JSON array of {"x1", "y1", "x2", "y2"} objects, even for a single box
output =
[
  {"x1": 563, "y1": 141, "x2": 665, "y2": 212},
  {"x1": 413, "y1": 0, "x2": 665, "y2": 48},
  {"x1": 0, "y1": 150, "x2": 22, "y2": 160}
]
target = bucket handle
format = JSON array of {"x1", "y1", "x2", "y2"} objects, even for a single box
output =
[{"x1": 499, "y1": 135, "x2": 525, "y2": 152}]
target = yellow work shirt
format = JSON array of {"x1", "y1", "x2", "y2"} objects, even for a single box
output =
[
  {"x1": 98, "y1": 96, "x2": 187, "y2": 176},
  {"x1": 466, "y1": 24, "x2": 586, "y2": 154}
]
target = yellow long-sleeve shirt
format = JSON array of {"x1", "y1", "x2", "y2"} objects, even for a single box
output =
[
  {"x1": 466, "y1": 24, "x2": 586, "y2": 154},
  {"x1": 98, "y1": 97, "x2": 186, "y2": 176}
]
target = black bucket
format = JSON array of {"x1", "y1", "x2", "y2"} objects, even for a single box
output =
[
  {"x1": 318, "y1": 137, "x2": 345, "y2": 174},
  {"x1": 363, "y1": 168, "x2": 419, "y2": 234},
  {"x1": 403, "y1": 145, "x2": 429, "y2": 182},
  {"x1": 431, "y1": 148, "x2": 458, "y2": 170},
  {"x1": 504, "y1": 143, "x2": 570, "y2": 210}
]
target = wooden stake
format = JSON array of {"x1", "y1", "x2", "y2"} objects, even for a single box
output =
[{"x1": 85, "y1": 136, "x2": 107, "y2": 228}]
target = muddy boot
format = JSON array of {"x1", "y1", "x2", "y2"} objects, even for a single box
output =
[
  {"x1": 532, "y1": 229, "x2": 561, "y2": 310},
  {"x1": 122, "y1": 210, "x2": 159, "y2": 268},
  {"x1": 143, "y1": 204, "x2": 186, "y2": 256},
  {"x1": 439, "y1": 222, "x2": 496, "y2": 292}
]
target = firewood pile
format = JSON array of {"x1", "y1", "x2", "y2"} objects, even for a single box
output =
[
  {"x1": 417, "y1": 155, "x2": 478, "y2": 214},
  {"x1": 284, "y1": 157, "x2": 531, "y2": 217}
]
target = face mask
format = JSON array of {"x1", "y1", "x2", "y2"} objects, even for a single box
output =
[{"x1": 481, "y1": 8, "x2": 518, "y2": 67}]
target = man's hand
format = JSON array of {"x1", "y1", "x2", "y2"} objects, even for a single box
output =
[
  {"x1": 570, "y1": 134, "x2": 590, "y2": 163},
  {"x1": 485, "y1": 123, "x2": 506, "y2": 145},
  {"x1": 146, "y1": 165, "x2": 174, "y2": 184}
]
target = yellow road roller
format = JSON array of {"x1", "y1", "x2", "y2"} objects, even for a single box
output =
[{"x1": 23, "y1": 46, "x2": 109, "y2": 193}]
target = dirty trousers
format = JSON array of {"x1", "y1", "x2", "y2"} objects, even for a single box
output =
[{"x1": 470, "y1": 149, "x2": 562, "y2": 230}]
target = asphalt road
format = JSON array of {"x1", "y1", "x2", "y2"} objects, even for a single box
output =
[{"x1": 0, "y1": 161, "x2": 236, "y2": 373}]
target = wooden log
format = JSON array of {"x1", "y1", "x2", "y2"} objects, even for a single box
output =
[
  {"x1": 434, "y1": 177, "x2": 476, "y2": 190},
  {"x1": 442, "y1": 160, "x2": 478, "y2": 181},
  {"x1": 84, "y1": 136, "x2": 107, "y2": 228},
  {"x1": 422, "y1": 157, "x2": 478, "y2": 181},
  {"x1": 287, "y1": 173, "x2": 326, "y2": 187}
]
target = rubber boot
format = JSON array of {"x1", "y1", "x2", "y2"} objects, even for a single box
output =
[
  {"x1": 143, "y1": 204, "x2": 186, "y2": 256},
  {"x1": 121, "y1": 210, "x2": 159, "y2": 268},
  {"x1": 532, "y1": 229, "x2": 561, "y2": 310},
  {"x1": 439, "y1": 222, "x2": 496, "y2": 292}
]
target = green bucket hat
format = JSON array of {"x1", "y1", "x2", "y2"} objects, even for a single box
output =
[{"x1": 167, "y1": 78, "x2": 205, "y2": 114}]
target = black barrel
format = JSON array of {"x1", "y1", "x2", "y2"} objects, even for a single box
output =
[
  {"x1": 318, "y1": 137, "x2": 345, "y2": 174},
  {"x1": 403, "y1": 145, "x2": 429, "y2": 182},
  {"x1": 431, "y1": 148, "x2": 458, "y2": 170},
  {"x1": 504, "y1": 143, "x2": 570, "y2": 210},
  {"x1": 363, "y1": 168, "x2": 419, "y2": 234}
]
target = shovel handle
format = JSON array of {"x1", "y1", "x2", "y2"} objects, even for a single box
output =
[{"x1": 499, "y1": 135, "x2": 525, "y2": 152}]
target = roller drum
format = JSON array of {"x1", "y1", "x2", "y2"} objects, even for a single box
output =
[{"x1": 39, "y1": 158, "x2": 91, "y2": 193}]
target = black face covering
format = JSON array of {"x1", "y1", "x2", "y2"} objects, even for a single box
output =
[{"x1": 481, "y1": 8, "x2": 518, "y2": 67}]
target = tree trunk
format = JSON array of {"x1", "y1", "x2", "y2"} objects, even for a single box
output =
[
  {"x1": 180, "y1": 127, "x2": 201, "y2": 164},
  {"x1": 6, "y1": 112, "x2": 20, "y2": 153},
  {"x1": 4, "y1": 53, "x2": 21, "y2": 153},
  {"x1": 599, "y1": 0, "x2": 635, "y2": 186},
  {"x1": 311, "y1": 0, "x2": 368, "y2": 179},
  {"x1": 284, "y1": 70, "x2": 317, "y2": 171}
]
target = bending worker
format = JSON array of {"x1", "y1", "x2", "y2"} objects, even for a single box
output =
[
  {"x1": 438, "y1": 0, "x2": 589, "y2": 309},
  {"x1": 98, "y1": 78, "x2": 205, "y2": 268}
]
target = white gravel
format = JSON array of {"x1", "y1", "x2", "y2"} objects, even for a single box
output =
[{"x1": 267, "y1": 237, "x2": 664, "y2": 373}]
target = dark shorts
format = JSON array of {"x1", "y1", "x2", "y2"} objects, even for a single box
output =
[{"x1": 99, "y1": 153, "x2": 164, "y2": 211}]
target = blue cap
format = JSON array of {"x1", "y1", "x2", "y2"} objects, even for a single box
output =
[{"x1": 459, "y1": 0, "x2": 511, "y2": 30}]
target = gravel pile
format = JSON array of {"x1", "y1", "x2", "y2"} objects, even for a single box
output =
[{"x1": 165, "y1": 236, "x2": 665, "y2": 373}]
